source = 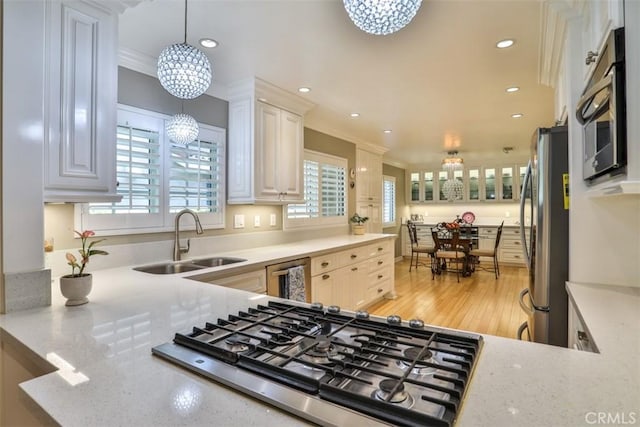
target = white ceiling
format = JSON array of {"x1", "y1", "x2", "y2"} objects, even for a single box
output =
[{"x1": 119, "y1": 0, "x2": 556, "y2": 166}]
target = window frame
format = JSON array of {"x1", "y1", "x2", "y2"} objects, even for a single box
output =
[
  {"x1": 382, "y1": 175, "x2": 397, "y2": 227},
  {"x1": 75, "y1": 104, "x2": 226, "y2": 236},
  {"x1": 283, "y1": 149, "x2": 348, "y2": 230}
]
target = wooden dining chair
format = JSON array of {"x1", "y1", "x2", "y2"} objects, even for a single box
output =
[
  {"x1": 432, "y1": 229, "x2": 466, "y2": 283},
  {"x1": 469, "y1": 221, "x2": 504, "y2": 279},
  {"x1": 407, "y1": 221, "x2": 436, "y2": 272}
]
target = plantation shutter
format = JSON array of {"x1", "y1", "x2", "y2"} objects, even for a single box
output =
[
  {"x1": 287, "y1": 160, "x2": 319, "y2": 218},
  {"x1": 383, "y1": 176, "x2": 396, "y2": 224},
  {"x1": 321, "y1": 163, "x2": 346, "y2": 217}
]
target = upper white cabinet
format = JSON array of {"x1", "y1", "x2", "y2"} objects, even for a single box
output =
[
  {"x1": 43, "y1": 0, "x2": 120, "y2": 203},
  {"x1": 408, "y1": 162, "x2": 528, "y2": 204},
  {"x1": 356, "y1": 147, "x2": 386, "y2": 233},
  {"x1": 227, "y1": 77, "x2": 315, "y2": 204}
]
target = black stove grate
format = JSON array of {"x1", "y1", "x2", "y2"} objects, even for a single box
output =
[{"x1": 168, "y1": 300, "x2": 482, "y2": 426}]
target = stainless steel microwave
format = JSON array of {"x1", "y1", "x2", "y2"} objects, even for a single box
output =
[{"x1": 576, "y1": 27, "x2": 626, "y2": 183}]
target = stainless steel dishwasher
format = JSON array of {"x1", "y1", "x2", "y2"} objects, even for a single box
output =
[{"x1": 266, "y1": 258, "x2": 311, "y2": 302}]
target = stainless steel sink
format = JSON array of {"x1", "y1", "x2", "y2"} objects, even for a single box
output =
[
  {"x1": 133, "y1": 262, "x2": 205, "y2": 275},
  {"x1": 191, "y1": 257, "x2": 246, "y2": 267}
]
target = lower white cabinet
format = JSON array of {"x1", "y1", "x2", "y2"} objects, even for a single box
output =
[
  {"x1": 499, "y1": 227, "x2": 525, "y2": 266},
  {"x1": 311, "y1": 239, "x2": 394, "y2": 311},
  {"x1": 568, "y1": 299, "x2": 597, "y2": 352}
]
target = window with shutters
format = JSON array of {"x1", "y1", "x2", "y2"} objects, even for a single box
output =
[
  {"x1": 285, "y1": 150, "x2": 347, "y2": 229},
  {"x1": 76, "y1": 105, "x2": 225, "y2": 235},
  {"x1": 382, "y1": 175, "x2": 396, "y2": 227}
]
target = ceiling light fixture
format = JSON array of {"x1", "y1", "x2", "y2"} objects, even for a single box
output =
[
  {"x1": 199, "y1": 38, "x2": 218, "y2": 49},
  {"x1": 343, "y1": 0, "x2": 422, "y2": 36},
  {"x1": 506, "y1": 86, "x2": 520, "y2": 93},
  {"x1": 166, "y1": 111, "x2": 199, "y2": 145},
  {"x1": 442, "y1": 179, "x2": 464, "y2": 201},
  {"x1": 511, "y1": 113, "x2": 523, "y2": 118},
  {"x1": 350, "y1": 113, "x2": 360, "y2": 118},
  {"x1": 383, "y1": 129, "x2": 392, "y2": 134},
  {"x1": 442, "y1": 150, "x2": 464, "y2": 171},
  {"x1": 157, "y1": 0, "x2": 212, "y2": 99},
  {"x1": 298, "y1": 87, "x2": 311, "y2": 93},
  {"x1": 496, "y1": 39, "x2": 515, "y2": 49}
]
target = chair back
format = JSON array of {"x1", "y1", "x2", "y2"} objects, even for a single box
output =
[
  {"x1": 494, "y1": 221, "x2": 504, "y2": 250},
  {"x1": 449, "y1": 230, "x2": 461, "y2": 252},
  {"x1": 430, "y1": 229, "x2": 441, "y2": 250},
  {"x1": 407, "y1": 221, "x2": 419, "y2": 246}
]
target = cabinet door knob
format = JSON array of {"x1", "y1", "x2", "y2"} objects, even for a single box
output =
[
  {"x1": 351, "y1": 254, "x2": 357, "y2": 259},
  {"x1": 378, "y1": 260, "x2": 383, "y2": 265},
  {"x1": 378, "y1": 274, "x2": 383, "y2": 279},
  {"x1": 321, "y1": 261, "x2": 329, "y2": 267},
  {"x1": 377, "y1": 288, "x2": 383, "y2": 293},
  {"x1": 322, "y1": 274, "x2": 330, "y2": 280}
]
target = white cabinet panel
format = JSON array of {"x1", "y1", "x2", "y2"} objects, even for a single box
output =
[
  {"x1": 227, "y1": 78, "x2": 313, "y2": 205},
  {"x1": 44, "y1": 0, "x2": 119, "y2": 202}
]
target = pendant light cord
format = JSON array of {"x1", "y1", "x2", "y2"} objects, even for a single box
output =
[{"x1": 183, "y1": 0, "x2": 188, "y2": 43}]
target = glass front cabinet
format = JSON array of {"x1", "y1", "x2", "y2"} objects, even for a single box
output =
[{"x1": 407, "y1": 163, "x2": 528, "y2": 204}]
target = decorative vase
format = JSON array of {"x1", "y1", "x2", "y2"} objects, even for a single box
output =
[
  {"x1": 59, "y1": 274, "x2": 92, "y2": 306},
  {"x1": 352, "y1": 224, "x2": 366, "y2": 235}
]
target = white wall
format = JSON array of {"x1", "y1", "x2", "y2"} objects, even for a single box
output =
[{"x1": 564, "y1": 2, "x2": 640, "y2": 287}]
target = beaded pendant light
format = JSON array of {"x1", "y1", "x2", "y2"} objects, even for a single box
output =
[{"x1": 343, "y1": 0, "x2": 422, "y2": 36}]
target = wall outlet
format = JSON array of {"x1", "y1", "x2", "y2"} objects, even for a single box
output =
[
  {"x1": 234, "y1": 214, "x2": 245, "y2": 229},
  {"x1": 254, "y1": 215, "x2": 261, "y2": 227},
  {"x1": 270, "y1": 213, "x2": 277, "y2": 226}
]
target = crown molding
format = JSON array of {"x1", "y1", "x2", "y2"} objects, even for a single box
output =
[{"x1": 81, "y1": 0, "x2": 149, "y2": 15}]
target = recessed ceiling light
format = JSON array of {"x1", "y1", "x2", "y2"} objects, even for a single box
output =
[
  {"x1": 383, "y1": 129, "x2": 392, "y2": 134},
  {"x1": 511, "y1": 113, "x2": 523, "y2": 118},
  {"x1": 199, "y1": 38, "x2": 218, "y2": 48},
  {"x1": 258, "y1": 97, "x2": 268, "y2": 102},
  {"x1": 496, "y1": 39, "x2": 515, "y2": 49},
  {"x1": 506, "y1": 86, "x2": 520, "y2": 93},
  {"x1": 350, "y1": 113, "x2": 360, "y2": 118},
  {"x1": 298, "y1": 87, "x2": 311, "y2": 93}
]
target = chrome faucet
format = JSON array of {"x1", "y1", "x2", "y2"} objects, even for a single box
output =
[{"x1": 173, "y1": 209, "x2": 204, "y2": 261}]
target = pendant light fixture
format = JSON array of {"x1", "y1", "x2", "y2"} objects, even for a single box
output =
[
  {"x1": 157, "y1": 0, "x2": 212, "y2": 99},
  {"x1": 442, "y1": 179, "x2": 464, "y2": 201},
  {"x1": 343, "y1": 0, "x2": 422, "y2": 36},
  {"x1": 166, "y1": 102, "x2": 199, "y2": 145},
  {"x1": 442, "y1": 150, "x2": 464, "y2": 171}
]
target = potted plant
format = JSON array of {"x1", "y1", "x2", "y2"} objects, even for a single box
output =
[
  {"x1": 60, "y1": 230, "x2": 108, "y2": 306},
  {"x1": 349, "y1": 213, "x2": 369, "y2": 235}
]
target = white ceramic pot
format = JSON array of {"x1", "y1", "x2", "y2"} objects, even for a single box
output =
[
  {"x1": 59, "y1": 274, "x2": 92, "y2": 306},
  {"x1": 352, "y1": 224, "x2": 366, "y2": 235}
]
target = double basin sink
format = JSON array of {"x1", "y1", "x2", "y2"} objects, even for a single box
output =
[{"x1": 133, "y1": 257, "x2": 246, "y2": 275}]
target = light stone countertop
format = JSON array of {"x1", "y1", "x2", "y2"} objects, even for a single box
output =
[{"x1": 1, "y1": 235, "x2": 638, "y2": 427}]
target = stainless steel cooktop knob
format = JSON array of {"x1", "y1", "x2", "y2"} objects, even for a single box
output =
[
  {"x1": 355, "y1": 310, "x2": 370, "y2": 319},
  {"x1": 409, "y1": 319, "x2": 425, "y2": 329},
  {"x1": 327, "y1": 305, "x2": 340, "y2": 314},
  {"x1": 386, "y1": 315, "x2": 402, "y2": 325},
  {"x1": 310, "y1": 302, "x2": 324, "y2": 311}
]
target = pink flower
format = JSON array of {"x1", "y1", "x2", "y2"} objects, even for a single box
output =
[{"x1": 65, "y1": 230, "x2": 108, "y2": 277}]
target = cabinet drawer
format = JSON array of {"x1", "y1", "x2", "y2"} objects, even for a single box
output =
[
  {"x1": 311, "y1": 253, "x2": 338, "y2": 275},
  {"x1": 336, "y1": 245, "x2": 370, "y2": 268},
  {"x1": 502, "y1": 227, "x2": 522, "y2": 238},
  {"x1": 500, "y1": 250, "x2": 526, "y2": 265},
  {"x1": 501, "y1": 238, "x2": 523, "y2": 250},
  {"x1": 479, "y1": 227, "x2": 497, "y2": 236},
  {"x1": 365, "y1": 240, "x2": 392, "y2": 258},
  {"x1": 368, "y1": 254, "x2": 391, "y2": 272},
  {"x1": 368, "y1": 266, "x2": 393, "y2": 287},
  {"x1": 366, "y1": 278, "x2": 392, "y2": 302},
  {"x1": 211, "y1": 270, "x2": 266, "y2": 293}
]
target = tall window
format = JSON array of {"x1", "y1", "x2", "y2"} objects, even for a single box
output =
[
  {"x1": 382, "y1": 175, "x2": 396, "y2": 227},
  {"x1": 285, "y1": 150, "x2": 347, "y2": 228},
  {"x1": 77, "y1": 105, "x2": 225, "y2": 235}
]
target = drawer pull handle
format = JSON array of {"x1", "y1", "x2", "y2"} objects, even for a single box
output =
[
  {"x1": 378, "y1": 260, "x2": 383, "y2": 265},
  {"x1": 321, "y1": 261, "x2": 329, "y2": 267},
  {"x1": 351, "y1": 267, "x2": 358, "y2": 271},
  {"x1": 351, "y1": 254, "x2": 357, "y2": 259},
  {"x1": 378, "y1": 247, "x2": 383, "y2": 251},
  {"x1": 378, "y1": 288, "x2": 383, "y2": 293},
  {"x1": 378, "y1": 274, "x2": 383, "y2": 279},
  {"x1": 322, "y1": 274, "x2": 330, "y2": 280}
]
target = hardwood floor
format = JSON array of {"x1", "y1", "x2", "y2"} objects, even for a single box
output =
[{"x1": 367, "y1": 259, "x2": 528, "y2": 339}]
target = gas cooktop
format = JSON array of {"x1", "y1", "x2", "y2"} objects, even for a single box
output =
[{"x1": 152, "y1": 301, "x2": 483, "y2": 427}]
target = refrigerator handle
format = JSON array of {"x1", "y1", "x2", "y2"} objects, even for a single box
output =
[
  {"x1": 517, "y1": 321, "x2": 530, "y2": 341},
  {"x1": 518, "y1": 288, "x2": 534, "y2": 315},
  {"x1": 519, "y1": 161, "x2": 532, "y2": 270}
]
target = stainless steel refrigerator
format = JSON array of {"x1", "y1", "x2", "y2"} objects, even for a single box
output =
[{"x1": 518, "y1": 126, "x2": 569, "y2": 347}]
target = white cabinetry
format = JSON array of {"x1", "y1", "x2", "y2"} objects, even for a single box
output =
[
  {"x1": 310, "y1": 239, "x2": 394, "y2": 310},
  {"x1": 356, "y1": 148, "x2": 385, "y2": 233},
  {"x1": 207, "y1": 270, "x2": 267, "y2": 294},
  {"x1": 227, "y1": 77, "x2": 314, "y2": 204},
  {"x1": 499, "y1": 227, "x2": 525, "y2": 266},
  {"x1": 580, "y1": 0, "x2": 624, "y2": 82},
  {"x1": 568, "y1": 298, "x2": 597, "y2": 352},
  {"x1": 43, "y1": 0, "x2": 119, "y2": 202}
]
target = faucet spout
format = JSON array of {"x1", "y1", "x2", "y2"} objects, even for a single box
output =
[{"x1": 173, "y1": 209, "x2": 204, "y2": 261}]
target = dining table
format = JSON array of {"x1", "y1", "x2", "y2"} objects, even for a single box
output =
[{"x1": 434, "y1": 230, "x2": 475, "y2": 277}]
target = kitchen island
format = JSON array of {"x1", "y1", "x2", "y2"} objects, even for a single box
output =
[{"x1": 1, "y1": 235, "x2": 638, "y2": 426}]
